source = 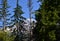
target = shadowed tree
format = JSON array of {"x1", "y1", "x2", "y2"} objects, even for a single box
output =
[
  {"x1": 35, "y1": 0, "x2": 60, "y2": 41},
  {"x1": 28, "y1": 0, "x2": 34, "y2": 41},
  {"x1": 11, "y1": 0, "x2": 26, "y2": 31},
  {"x1": 0, "y1": 0, "x2": 11, "y2": 30},
  {"x1": 11, "y1": 0, "x2": 26, "y2": 41}
]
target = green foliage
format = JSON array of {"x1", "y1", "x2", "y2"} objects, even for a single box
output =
[
  {"x1": 41, "y1": 9, "x2": 59, "y2": 26},
  {"x1": 0, "y1": 31, "x2": 16, "y2": 41},
  {"x1": 48, "y1": 30, "x2": 56, "y2": 41},
  {"x1": 35, "y1": 0, "x2": 60, "y2": 41}
]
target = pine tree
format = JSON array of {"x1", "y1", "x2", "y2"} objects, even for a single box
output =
[
  {"x1": 28, "y1": 0, "x2": 33, "y2": 41},
  {"x1": 0, "y1": 0, "x2": 11, "y2": 30},
  {"x1": 11, "y1": 0, "x2": 26, "y2": 30},
  {"x1": 11, "y1": 0, "x2": 26, "y2": 39},
  {"x1": 35, "y1": 0, "x2": 60, "y2": 41},
  {"x1": 11, "y1": 0, "x2": 26, "y2": 41}
]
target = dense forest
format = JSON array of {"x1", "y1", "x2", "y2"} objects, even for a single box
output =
[
  {"x1": 0, "y1": 0, "x2": 60, "y2": 41},
  {"x1": 34, "y1": 0, "x2": 60, "y2": 41}
]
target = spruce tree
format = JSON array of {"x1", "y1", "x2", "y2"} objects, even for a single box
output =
[
  {"x1": 35, "y1": 0, "x2": 60, "y2": 41},
  {"x1": 0, "y1": 0, "x2": 11, "y2": 30},
  {"x1": 11, "y1": 0, "x2": 26, "y2": 41},
  {"x1": 28, "y1": 0, "x2": 33, "y2": 41}
]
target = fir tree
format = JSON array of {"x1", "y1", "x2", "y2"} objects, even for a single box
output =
[
  {"x1": 35, "y1": 0, "x2": 60, "y2": 41},
  {"x1": 11, "y1": 0, "x2": 26, "y2": 41},
  {"x1": 0, "y1": 0, "x2": 11, "y2": 30}
]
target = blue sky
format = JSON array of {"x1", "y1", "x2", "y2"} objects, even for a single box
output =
[
  {"x1": 0, "y1": 0, "x2": 40, "y2": 26},
  {"x1": 8, "y1": 0, "x2": 40, "y2": 18}
]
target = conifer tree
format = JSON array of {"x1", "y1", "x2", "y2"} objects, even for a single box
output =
[
  {"x1": 35, "y1": 0, "x2": 60, "y2": 41},
  {"x1": 0, "y1": 0, "x2": 11, "y2": 30},
  {"x1": 11, "y1": 0, "x2": 26, "y2": 35},
  {"x1": 11, "y1": 0, "x2": 26, "y2": 41},
  {"x1": 28, "y1": 0, "x2": 33, "y2": 41}
]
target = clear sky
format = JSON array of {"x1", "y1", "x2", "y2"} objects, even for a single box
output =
[
  {"x1": 0, "y1": 0, "x2": 40, "y2": 26},
  {"x1": 8, "y1": 0, "x2": 40, "y2": 18}
]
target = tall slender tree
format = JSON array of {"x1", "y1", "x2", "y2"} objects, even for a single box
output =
[
  {"x1": 28, "y1": 0, "x2": 33, "y2": 41},
  {"x1": 0, "y1": 0, "x2": 11, "y2": 30},
  {"x1": 11, "y1": 0, "x2": 26, "y2": 36},
  {"x1": 11, "y1": 0, "x2": 25, "y2": 29},
  {"x1": 12, "y1": 0, "x2": 26, "y2": 41}
]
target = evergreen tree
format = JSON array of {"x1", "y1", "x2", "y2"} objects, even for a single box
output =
[
  {"x1": 0, "y1": 0, "x2": 11, "y2": 30},
  {"x1": 28, "y1": 0, "x2": 33, "y2": 41},
  {"x1": 35, "y1": 0, "x2": 60, "y2": 41},
  {"x1": 11, "y1": 0, "x2": 25, "y2": 30},
  {"x1": 11, "y1": 0, "x2": 26, "y2": 41}
]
